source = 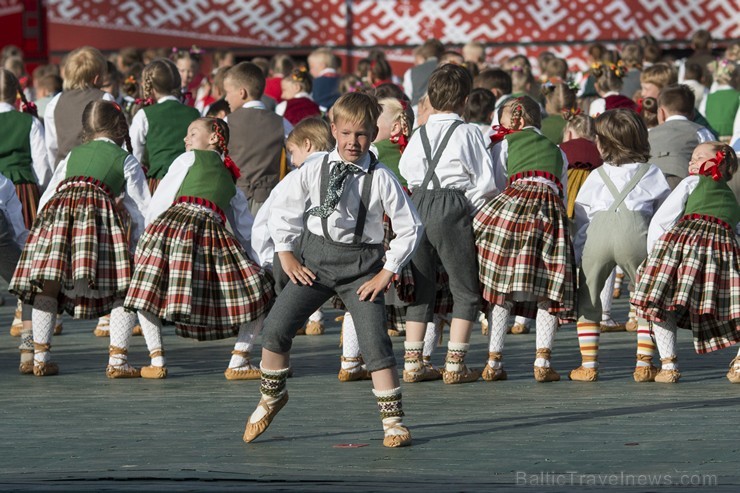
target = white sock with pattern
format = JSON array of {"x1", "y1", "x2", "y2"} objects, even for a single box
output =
[
  {"x1": 138, "y1": 310, "x2": 165, "y2": 366},
  {"x1": 652, "y1": 315, "x2": 678, "y2": 370},
  {"x1": 487, "y1": 303, "x2": 511, "y2": 367},
  {"x1": 308, "y1": 309, "x2": 323, "y2": 323},
  {"x1": 600, "y1": 269, "x2": 616, "y2": 322},
  {"x1": 108, "y1": 303, "x2": 137, "y2": 367},
  {"x1": 423, "y1": 314, "x2": 443, "y2": 359},
  {"x1": 230, "y1": 316, "x2": 264, "y2": 369},
  {"x1": 373, "y1": 387, "x2": 406, "y2": 437},
  {"x1": 535, "y1": 302, "x2": 558, "y2": 368},
  {"x1": 32, "y1": 295, "x2": 57, "y2": 363},
  {"x1": 341, "y1": 313, "x2": 362, "y2": 370}
]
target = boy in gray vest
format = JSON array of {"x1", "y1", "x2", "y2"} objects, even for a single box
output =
[
  {"x1": 223, "y1": 62, "x2": 289, "y2": 215},
  {"x1": 650, "y1": 84, "x2": 715, "y2": 189},
  {"x1": 243, "y1": 92, "x2": 422, "y2": 448}
]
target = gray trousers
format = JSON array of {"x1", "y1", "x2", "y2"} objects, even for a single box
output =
[
  {"x1": 578, "y1": 210, "x2": 649, "y2": 321},
  {"x1": 262, "y1": 232, "x2": 396, "y2": 372},
  {"x1": 0, "y1": 212, "x2": 31, "y2": 320},
  {"x1": 405, "y1": 188, "x2": 480, "y2": 323}
]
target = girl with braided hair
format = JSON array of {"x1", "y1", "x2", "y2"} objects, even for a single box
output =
[
  {"x1": 124, "y1": 117, "x2": 273, "y2": 379},
  {"x1": 128, "y1": 58, "x2": 200, "y2": 194},
  {"x1": 10, "y1": 99, "x2": 151, "y2": 377},
  {"x1": 276, "y1": 68, "x2": 321, "y2": 126}
]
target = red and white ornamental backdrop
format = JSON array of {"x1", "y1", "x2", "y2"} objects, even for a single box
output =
[{"x1": 27, "y1": 0, "x2": 740, "y2": 73}]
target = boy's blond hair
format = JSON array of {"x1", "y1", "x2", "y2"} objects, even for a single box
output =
[
  {"x1": 308, "y1": 48, "x2": 334, "y2": 69},
  {"x1": 62, "y1": 46, "x2": 107, "y2": 91},
  {"x1": 331, "y1": 92, "x2": 382, "y2": 130},
  {"x1": 640, "y1": 62, "x2": 677, "y2": 89},
  {"x1": 462, "y1": 41, "x2": 485, "y2": 64},
  {"x1": 287, "y1": 117, "x2": 335, "y2": 152}
]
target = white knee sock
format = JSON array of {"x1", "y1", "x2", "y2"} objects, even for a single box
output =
[
  {"x1": 32, "y1": 295, "x2": 57, "y2": 363},
  {"x1": 535, "y1": 302, "x2": 558, "y2": 368},
  {"x1": 109, "y1": 303, "x2": 137, "y2": 366},
  {"x1": 230, "y1": 315, "x2": 264, "y2": 369},
  {"x1": 423, "y1": 315, "x2": 443, "y2": 358},
  {"x1": 138, "y1": 310, "x2": 165, "y2": 366},
  {"x1": 341, "y1": 313, "x2": 361, "y2": 369},
  {"x1": 600, "y1": 269, "x2": 616, "y2": 321},
  {"x1": 488, "y1": 302, "x2": 511, "y2": 354},
  {"x1": 652, "y1": 315, "x2": 678, "y2": 370},
  {"x1": 308, "y1": 309, "x2": 323, "y2": 323}
]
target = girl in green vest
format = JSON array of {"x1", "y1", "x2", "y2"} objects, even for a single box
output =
[
  {"x1": 124, "y1": 118, "x2": 273, "y2": 379},
  {"x1": 632, "y1": 142, "x2": 740, "y2": 383},
  {"x1": 700, "y1": 59, "x2": 739, "y2": 141},
  {"x1": 10, "y1": 100, "x2": 151, "y2": 377}
]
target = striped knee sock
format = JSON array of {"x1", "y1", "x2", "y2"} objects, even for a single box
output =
[
  {"x1": 636, "y1": 318, "x2": 656, "y2": 366},
  {"x1": 373, "y1": 387, "x2": 406, "y2": 437},
  {"x1": 404, "y1": 341, "x2": 424, "y2": 372},
  {"x1": 576, "y1": 320, "x2": 600, "y2": 369},
  {"x1": 445, "y1": 342, "x2": 469, "y2": 373},
  {"x1": 249, "y1": 365, "x2": 289, "y2": 424}
]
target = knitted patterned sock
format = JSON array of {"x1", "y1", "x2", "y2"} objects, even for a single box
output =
[
  {"x1": 230, "y1": 315, "x2": 264, "y2": 369},
  {"x1": 600, "y1": 269, "x2": 616, "y2": 320},
  {"x1": 423, "y1": 315, "x2": 443, "y2": 359},
  {"x1": 614, "y1": 266, "x2": 625, "y2": 291},
  {"x1": 308, "y1": 309, "x2": 323, "y2": 323},
  {"x1": 249, "y1": 365, "x2": 289, "y2": 424},
  {"x1": 404, "y1": 341, "x2": 424, "y2": 372},
  {"x1": 341, "y1": 313, "x2": 362, "y2": 369},
  {"x1": 19, "y1": 328, "x2": 33, "y2": 365},
  {"x1": 32, "y1": 295, "x2": 57, "y2": 363},
  {"x1": 535, "y1": 302, "x2": 558, "y2": 368},
  {"x1": 652, "y1": 316, "x2": 677, "y2": 370},
  {"x1": 576, "y1": 320, "x2": 600, "y2": 369},
  {"x1": 487, "y1": 302, "x2": 511, "y2": 354},
  {"x1": 138, "y1": 310, "x2": 165, "y2": 367},
  {"x1": 445, "y1": 342, "x2": 470, "y2": 373},
  {"x1": 372, "y1": 386, "x2": 406, "y2": 437},
  {"x1": 636, "y1": 314, "x2": 656, "y2": 366},
  {"x1": 108, "y1": 303, "x2": 137, "y2": 366}
]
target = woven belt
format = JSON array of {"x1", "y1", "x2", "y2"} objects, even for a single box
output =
[
  {"x1": 681, "y1": 213, "x2": 732, "y2": 231},
  {"x1": 175, "y1": 196, "x2": 226, "y2": 223}
]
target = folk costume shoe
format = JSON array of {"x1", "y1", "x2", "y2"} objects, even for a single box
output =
[
  {"x1": 481, "y1": 352, "x2": 507, "y2": 381},
  {"x1": 337, "y1": 356, "x2": 372, "y2": 382},
  {"x1": 654, "y1": 357, "x2": 681, "y2": 383},
  {"x1": 726, "y1": 356, "x2": 740, "y2": 384},
  {"x1": 633, "y1": 354, "x2": 659, "y2": 382},
  {"x1": 141, "y1": 350, "x2": 168, "y2": 379},
  {"x1": 32, "y1": 343, "x2": 58, "y2": 377},
  {"x1": 106, "y1": 346, "x2": 141, "y2": 378},
  {"x1": 224, "y1": 350, "x2": 261, "y2": 380},
  {"x1": 533, "y1": 348, "x2": 560, "y2": 382}
]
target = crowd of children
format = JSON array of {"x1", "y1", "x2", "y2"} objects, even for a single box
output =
[{"x1": 1, "y1": 31, "x2": 740, "y2": 448}]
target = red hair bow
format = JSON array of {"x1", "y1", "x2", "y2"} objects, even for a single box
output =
[
  {"x1": 21, "y1": 100, "x2": 38, "y2": 117},
  {"x1": 698, "y1": 151, "x2": 726, "y2": 181},
  {"x1": 490, "y1": 124, "x2": 515, "y2": 145},
  {"x1": 390, "y1": 133, "x2": 409, "y2": 154},
  {"x1": 135, "y1": 97, "x2": 155, "y2": 106},
  {"x1": 223, "y1": 155, "x2": 241, "y2": 180}
]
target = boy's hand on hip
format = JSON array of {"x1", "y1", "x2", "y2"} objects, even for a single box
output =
[
  {"x1": 357, "y1": 269, "x2": 394, "y2": 302},
  {"x1": 278, "y1": 251, "x2": 316, "y2": 286}
]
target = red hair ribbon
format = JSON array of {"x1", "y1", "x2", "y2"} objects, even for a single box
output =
[
  {"x1": 561, "y1": 107, "x2": 581, "y2": 118},
  {"x1": 490, "y1": 124, "x2": 515, "y2": 145},
  {"x1": 135, "y1": 97, "x2": 155, "y2": 106},
  {"x1": 21, "y1": 100, "x2": 38, "y2": 117},
  {"x1": 635, "y1": 98, "x2": 644, "y2": 114},
  {"x1": 223, "y1": 155, "x2": 241, "y2": 180},
  {"x1": 698, "y1": 151, "x2": 726, "y2": 181},
  {"x1": 390, "y1": 133, "x2": 409, "y2": 154},
  {"x1": 111, "y1": 102, "x2": 122, "y2": 112}
]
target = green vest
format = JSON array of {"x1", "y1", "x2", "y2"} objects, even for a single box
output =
[
  {"x1": 505, "y1": 128, "x2": 564, "y2": 179},
  {"x1": 540, "y1": 114, "x2": 566, "y2": 145},
  {"x1": 176, "y1": 150, "x2": 236, "y2": 213},
  {"x1": 65, "y1": 140, "x2": 129, "y2": 196},
  {"x1": 143, "y1": 100, "x2": 200, "y2": 179},
  {"x1": 692, "y1": 111, "x2": 719, "y2": 139},
  {"x1": 373, "y1": 139, "x2": 405, "y2": 186},
  {"x1": 705, "y1": 89, "x2": 740, "y2": 137},
  {"x1": 0, "y1": 111, "x2": 36, "y2": 184},
  {"x1": 684, "y1": 176, "x2": 740, "y2": 226}
]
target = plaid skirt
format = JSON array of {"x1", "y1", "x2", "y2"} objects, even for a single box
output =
[
  {"x1": 473, "y1": 180, "x2": 577, "y2": 322},
  {"x1": 631, "y1": 217, "x2": 740, "y2": 353},
  {"x1": 9, "y1": 181, "x2": 131, "y2": 318},
  {"x1": 124, "y1": 202, "x2": 273, "y2": 339},
  {"x1": 15, "y1": 182, "x2": 41, "y2": 230}
]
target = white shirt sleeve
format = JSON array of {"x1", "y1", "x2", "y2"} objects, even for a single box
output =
[
  {"x1": 0, "y1": 175, "x2": 29, "y2": 247},
  {"x1": 378, "y1": 168, "x2": 423, "y2": 273},
  {"x1": 560, "y1": 149, "x2": 569, "y2": 206},
  {"x1": 225, "y1": 189, "x2": 254, "y2": 253},
  {"x1": 29, "y1": 116, "x2": 52, "y2": 190},
  {"x1": 121, "y1": 154, "x2": 151, "y2": 245},
  {"x1": 129, "y1": 109, "x2": 149, "y2": 165},
  {"x1": 402, "y1": 69, "x2": 413, "y2": 100},
  {"x1": 647, "y1": 176, "x2": 698, "y2": 253},
  {"x1": 462, "y1": 127, "x2": 499, "y2": 213},
  {"x1": 275, "y1": 101, "x2": 287, "y2": 117},
  {"x1": 699, "y1": 94, "x2": 707, "y2": 116},
  {"x1": 589, "y1": 98, "x2": 606, "y2": 118},
  {"x1": 572, "y1": 171, "x2": 597, "y2": 263},
  {"x1": 250, "y1": 193, "x2": 275, "y2": 269},
  {"x1": 697, "y1": 126, "x2": 715, "y2": 143},
  {"x1": 38, "y1": 154, "x2": 69, "y2": 212},
  {"x1": 491, "y1": 139, "x2": 509, "y2": 193},
  {"x1": 269, "y1": 162, "x2": 313, "y2": 253},
  {"x1": 43, "y1": 93, "x2": 61, "y2": 167},
  {"x1": 145, "y1": 152, "x2": 195, "y2": 224}
]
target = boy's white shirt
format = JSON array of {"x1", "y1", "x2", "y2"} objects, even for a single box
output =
[
  {"x1": 39, "y1": 137, "x2": 151, "y2": 245},
  {"x1": 490, "y1": 126, "x2": 569, "y2": 199},
  {"x1": 573, "y1": 161, "x2": 671, "y2": 262},
  {"x1": 0, "y1": 102, "x2": 52, "y2": 190},
  {"x1": 0, "y1": 173, "x2": 29, "y2": 247},
  {"x1": 43, "y1": 90, "x2": 115, "y2": 167},
  {"x1": 269, "y1": 149, "x2": 422, "y2": 274},
  {"x1": 146, "y1": 149, "x2": 255, "y2": 254},
  {"x1": 399, "y1": 113, "x2": 498, "y2": 214}
]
